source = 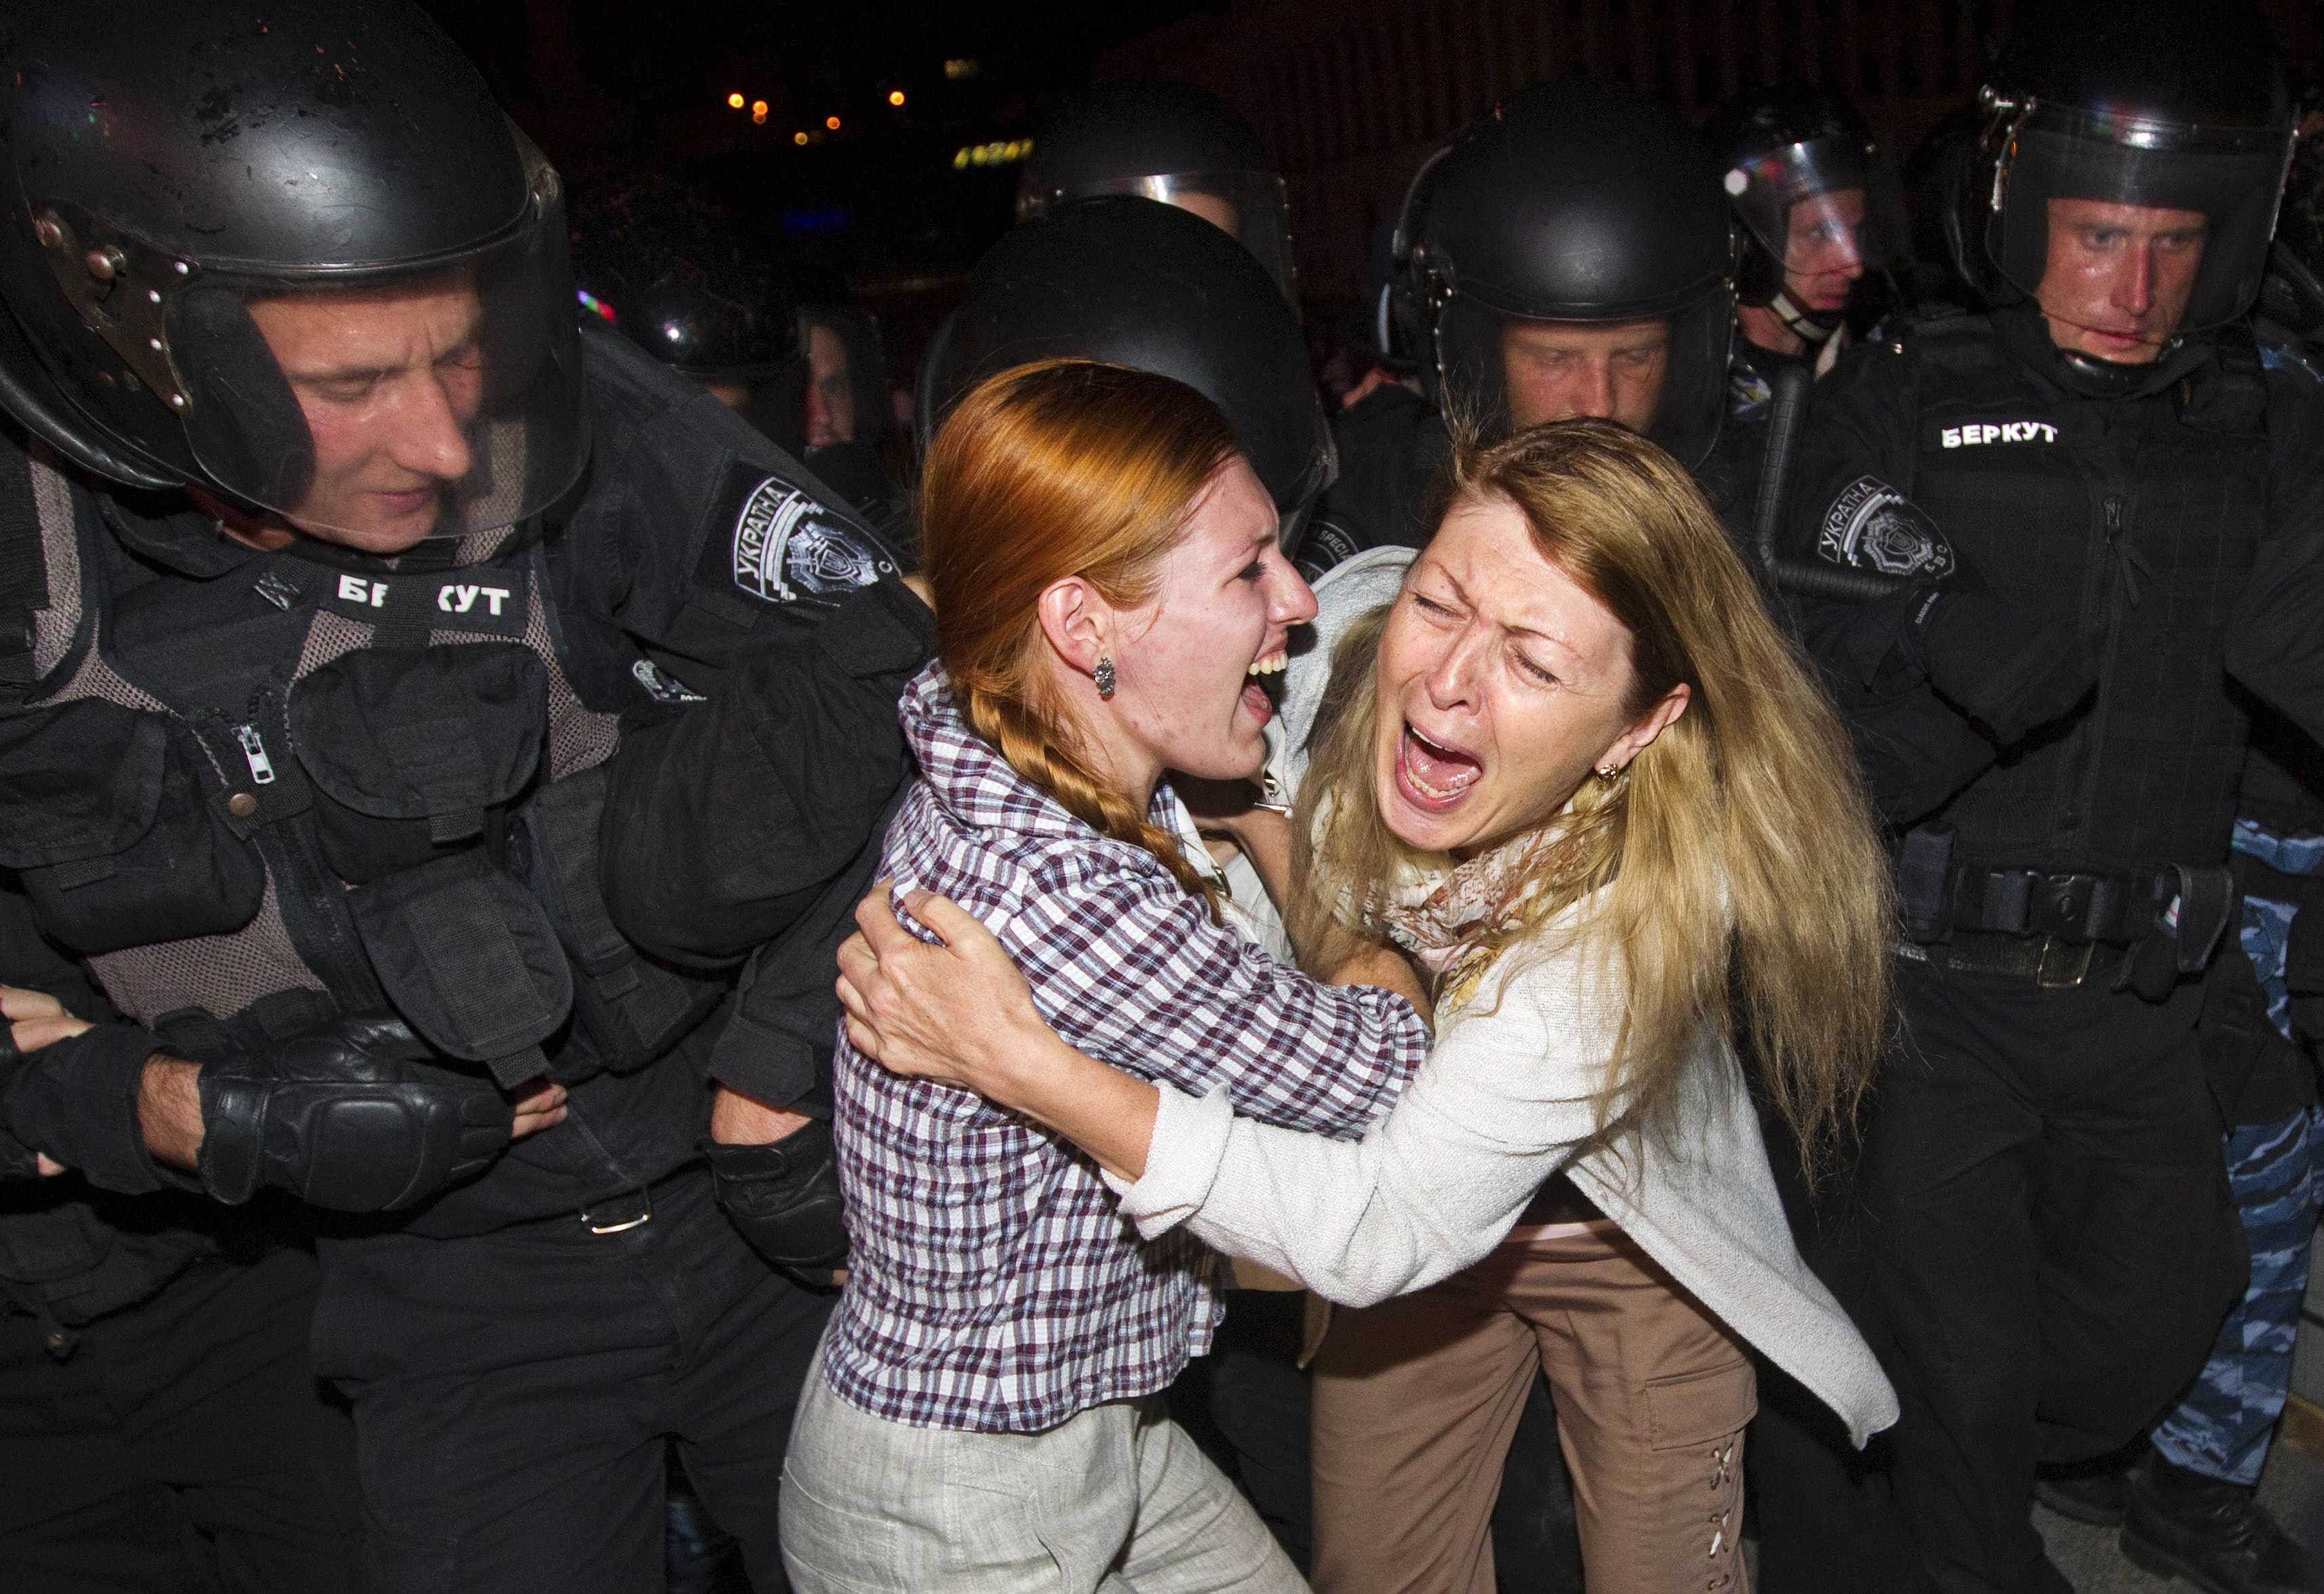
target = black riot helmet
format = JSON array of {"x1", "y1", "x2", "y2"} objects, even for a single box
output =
[
  {"x1": 919, "y1": 196, "x2": 1333, "y2": 547},
  {"x1": 569, "y1": 179, "x2": 806, "y2": 452},
  {"x1": 1975, "y1": 0, "x2": 2294, "y2": 341},
  {"x1": 2257, "y1": 86, "x2": 2324, "y2": 341},
  {"x1": 570, "y1": 181, "x2": 799, "y2": 384},
  {"x1": 1703, "y1": 84, "x2": 1909, "y2": 342},
  {"x1": 0, "y1": 0, "x2": 588, "y2": 545},
  {"x1": 1392, "y1": 79, "x2": 1736, "y2": 468},
  {"x1": 1017, "y1": 81, "x2": 1299, "y2": 304}
]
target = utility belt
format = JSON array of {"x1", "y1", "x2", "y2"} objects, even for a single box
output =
[{"x1": 1892, "y1": 822, "x2": 2234, "y2": 998}]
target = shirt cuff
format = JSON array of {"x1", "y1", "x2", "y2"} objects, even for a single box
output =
[{"x1": 1102, "y1": 1081, "x2": 1233, "y2": 1240}]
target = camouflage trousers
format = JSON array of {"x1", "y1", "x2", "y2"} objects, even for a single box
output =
[{"x1": 2150, "y1": 851, "x2": 2324, "y2": 1487}]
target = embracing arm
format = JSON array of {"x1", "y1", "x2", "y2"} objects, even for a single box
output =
[
  {"x1": 835, "y1": 889, "x2": 1427, "y2": 1179},
  {"x1": 839, "y1": 889, "x2": 1609, "y2": 1304}
]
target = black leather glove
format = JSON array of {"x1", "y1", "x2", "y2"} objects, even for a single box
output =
[
  {"x1": 1899, "y1": 586, "x2": 2097, "y2": 742},
  {"x1": 197, "y1": 1016, "x2": 512, "y2": 1212},
  {"x1": 705, "y1": 1117, "x2": 847, "y2": 1285}
]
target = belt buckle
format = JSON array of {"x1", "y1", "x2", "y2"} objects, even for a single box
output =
[
  {"x1": 2036, "y1": 936, "x2": 2094, "y2": 989},
  {"x1": 579, "y1": 1186, "x2": 653, "y2": 1236}
]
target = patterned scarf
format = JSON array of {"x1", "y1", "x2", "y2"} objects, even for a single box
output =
[{"x1": 1376, "y1": 823, "x2": 1570, "y2": 1017}]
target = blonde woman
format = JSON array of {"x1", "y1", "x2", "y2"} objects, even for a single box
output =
[{"x1": 837, "y1": 419, "x2": 1901, "y2": 1594}]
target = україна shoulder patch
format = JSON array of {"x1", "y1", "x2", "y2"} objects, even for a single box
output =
[
  {"x1": 700, "y1": 462, "x2": 890, "y2": 611},
  {"x1": 1818, "y1": 476, "x2": 1958, "y2": 580}
]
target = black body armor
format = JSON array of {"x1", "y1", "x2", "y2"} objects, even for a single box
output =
[
  {"x1": 1786, "y1": 307, "x2": 2324, "y2": 974},
  {"x1": 0, "y1": 326, "x2": 921, "y2": 1238}
]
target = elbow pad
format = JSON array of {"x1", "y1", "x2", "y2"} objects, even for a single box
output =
[
  {"x1": 196, "y1": 1017, "x2": 512, "y2": 1212},
  {"x1": 705, "y1": 1118, "x2": 848, "y2": 1284}
]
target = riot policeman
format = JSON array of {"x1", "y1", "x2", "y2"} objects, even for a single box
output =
[
  {"x1": 795, "y1": 304, "x2": 906, "y2": 535},
  {"x1": 1018, "y1": 79, "x2": 1299, "y2": 303},
  {"x1": 1306, "y1": 78, "x2": 1740, "y2": 570},
  {"x1": 1703, "y1": 83, "x2": 1911, "y2": 523},
  {"x1": 1707, "y1": 85, "x2": 1908, "y2": 377},
  {"x1": 571, "y1": 178, "x2": 807, "y2": 448},
  {"x1": 0, "y1": 4, "x2": 929, "y2": 1590},
  {"x1": 570, "y1": 181, "x2": 904, "y2": 535},
  {"x1": 1777, "y1": 1, "x2": 2324, "y2": 1589},
  {"x1": 2024, "y1": 126, "x2": 2324, "y2": 1593}
]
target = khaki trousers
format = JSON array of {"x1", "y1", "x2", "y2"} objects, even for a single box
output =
[{"x1": 1311, "y1": 1226, "x2": 1755, "y2": 1594}]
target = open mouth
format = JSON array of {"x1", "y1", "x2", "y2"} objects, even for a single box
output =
[
  {"x1": 1240, "y1": 648, "x2": 1287, "y2": 726},
  {"x1": 1397, "y1": 721, "x2": 1482, "y2": 809}
]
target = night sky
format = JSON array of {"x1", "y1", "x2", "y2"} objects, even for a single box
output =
[{"x1": 415, "y1": 0, "x2": 1217, "y2": 365}]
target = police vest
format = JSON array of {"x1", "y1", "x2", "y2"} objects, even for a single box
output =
[
  {"x1": 1900, "y1": 316, "x2": 2271, "y2": 877},
  {"x1": 0, "y1": 435, "x2": 725, "y2": 1099}
]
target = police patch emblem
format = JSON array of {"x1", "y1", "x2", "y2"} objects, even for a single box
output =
[
  {"x1": 1818, "y1": 476, "x2": 1957, "y2": 580},
  {"x1": 729, "y1": 476, "x2": 882, "y2": 605},
  {"x1": 631, "y1": 658, "x2": 706, "y2": 704}
]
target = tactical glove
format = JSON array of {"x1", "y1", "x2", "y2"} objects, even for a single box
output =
[
  {"x1": 705, "y1": 1117, "x2": 847, "y2": 1284},
  {"x1": 197, "y1": 1017, "x2": 512, "y2": 1212},
  {"x1": 1901, "y1": 586, "x2": 2097, "y2": 742}
]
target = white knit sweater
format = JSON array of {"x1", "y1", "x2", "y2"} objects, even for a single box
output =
[{"x1": 1126, "y1": 546, "x2": 1899, "y2": 1448}]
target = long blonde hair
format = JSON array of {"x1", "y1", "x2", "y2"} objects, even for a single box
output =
[
  {"x1": 1290, "y1": 420, "x2": 1891, "y2": 1171},
  {"x1": 919, "y1": 358, "x2": 1239, "y2": 913}
]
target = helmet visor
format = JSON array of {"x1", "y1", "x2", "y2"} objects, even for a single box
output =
[
  {"x1": 1431, "y1": 284, "x2": 1734, "y2": 470},
  {"x1": 1988, "y1": 104, "x2": 2295, "y2": 333},
  {"x1": 161, "y1": 199, "x2": 588, "y2": 546},
  {"x1": 1018, "y1": 171, "x2": 1299, "y2": 305},
  {"x1": 1726, "y1": 134, "x2": 1912, "y2": 305}
]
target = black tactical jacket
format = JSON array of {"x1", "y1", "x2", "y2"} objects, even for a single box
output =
[
  {"x1": 1780, "y1": 307, "x2": 2324, "y2": 874},
  {"x1": 0, "y1": 324, "x2": 930, "y2": 1308}
]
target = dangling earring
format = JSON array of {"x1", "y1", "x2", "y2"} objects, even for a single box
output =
[{"x1": 1094, "y1": 656, "x2": 1116, "y2": 700}]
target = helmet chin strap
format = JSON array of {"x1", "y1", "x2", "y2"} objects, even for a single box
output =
[
  {"x1": 2053, "y1": 342, "x2": 2174, "y2": 398},
  {"x1": 1770, "y1": 289, "x2": 1842, "y2": 343}
]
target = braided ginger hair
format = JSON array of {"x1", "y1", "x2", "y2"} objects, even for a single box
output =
[{"x1": 919, "y1": 358, "x2": 1244, "y2": 914}]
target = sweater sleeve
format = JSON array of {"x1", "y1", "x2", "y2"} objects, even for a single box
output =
[{"x1": 1109, "y1": 943, "x2": 1621, "y2": 1306}]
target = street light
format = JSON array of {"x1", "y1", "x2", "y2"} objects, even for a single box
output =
[
  {"x1": 888, "y1": 89, "x2": 906, "y2": 107},
  {"x1": 826, "y1": 115, "x2": 841, "y2": 130},
  {"x1": 727, "y1": 92, "x2": 745, "y2": 109}
]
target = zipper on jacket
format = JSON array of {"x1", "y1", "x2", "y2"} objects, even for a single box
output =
[
  {"x1": 2063, "y1": 484, "x2": 2138, "y2": 848},
  {"x1": 233, "y1": 722, "x2": 278, "y2": 786}
]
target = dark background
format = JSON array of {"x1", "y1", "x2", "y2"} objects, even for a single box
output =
[
  {"x1": 424, "y1": 0, "x2": 2323, "y2": 410},
  {"x1": 417, "y1": 0, "x2": 1215, "y2": 379}
]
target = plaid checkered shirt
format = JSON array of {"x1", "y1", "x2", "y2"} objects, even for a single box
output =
[{"x1": 822, "y1": 663, "x2": 1430, "y2": 1433}]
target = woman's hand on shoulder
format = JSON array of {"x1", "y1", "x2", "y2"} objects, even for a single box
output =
[
  {"x1": 837, "y1": 884, "x2": 1164, "y2": 1181},
  {"x1": 835, "y1": 884, "x2": 1050, "y2": 1100}
]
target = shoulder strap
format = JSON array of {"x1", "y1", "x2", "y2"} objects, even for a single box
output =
[
  {"x1": 0, "y1": 434, "x2": 54, "y2": 707},
  {"x1": 2179, "y1": 324, "x2": 2270, "y2": 438}
]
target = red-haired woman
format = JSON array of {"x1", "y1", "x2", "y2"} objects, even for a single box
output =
[{"x1": 776, "y1": 359, "x2": 1434, "y2": 1593}]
